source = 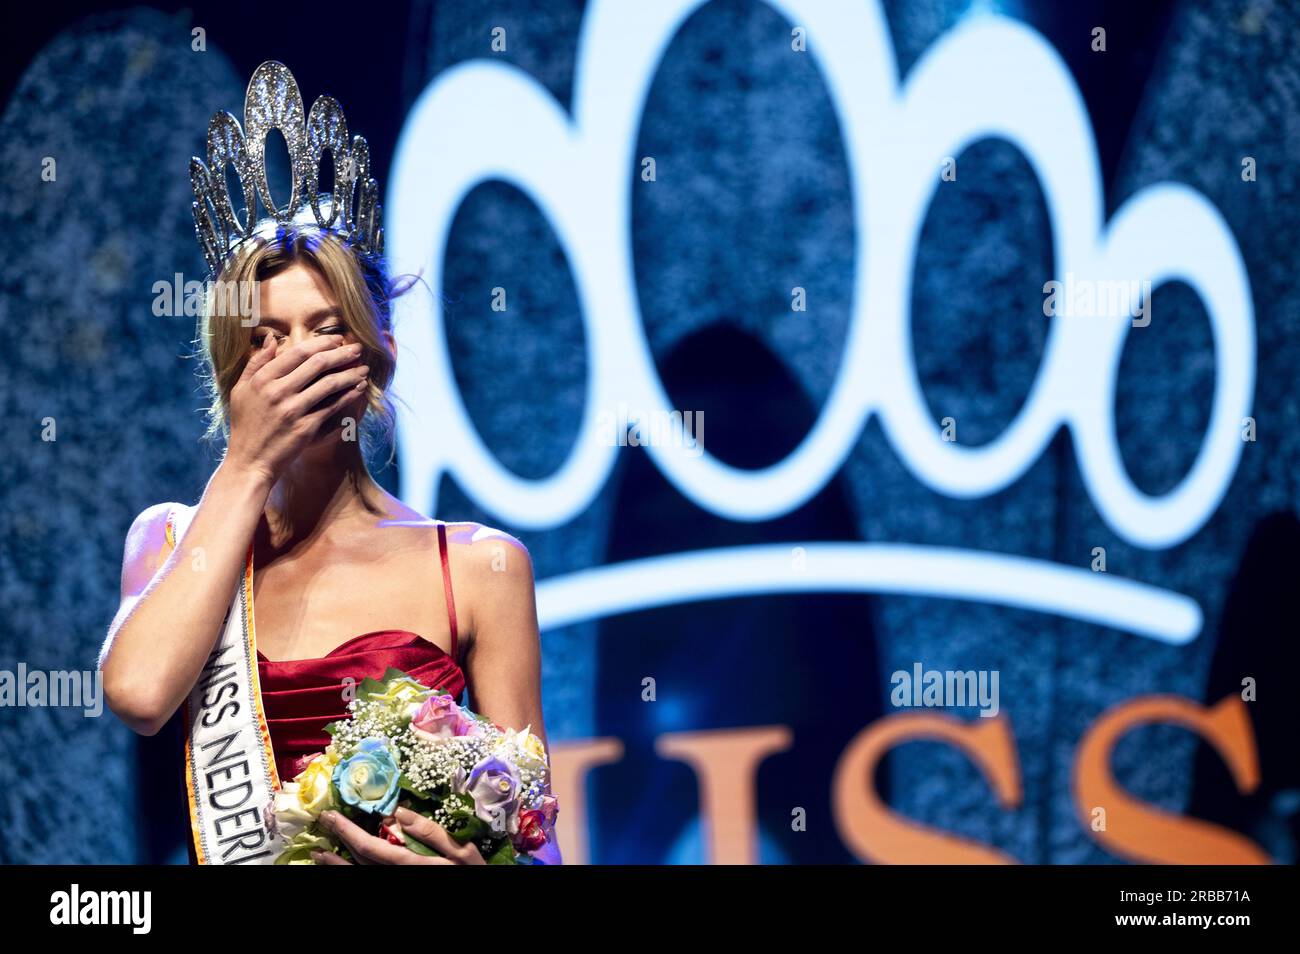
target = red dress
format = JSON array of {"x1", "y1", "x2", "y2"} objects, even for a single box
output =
[{"x1": 258, "y1": 522, "x2": 466, "y2": 783}]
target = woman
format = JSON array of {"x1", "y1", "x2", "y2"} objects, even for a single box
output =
[{"x1": 99, "y1": 61, "x2": 557, "y2": 865}]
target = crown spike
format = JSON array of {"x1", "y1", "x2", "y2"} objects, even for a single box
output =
[
  {"x1": 243, "y1": 61, "x2": 306, "y2": 223},
  {"x1": 189, "y1": 60, "x2": 383, "y2": 277},
  {"x1": 305, "y1": 95, "x2": 350, "y2": 230},
  {"x1": 205, "y1": 110, "x2": 253, "y2": 238}
]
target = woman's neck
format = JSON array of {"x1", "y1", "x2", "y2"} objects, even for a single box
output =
[{"x1": 263, "y1": 441, "x2": 383, "y2": 544}]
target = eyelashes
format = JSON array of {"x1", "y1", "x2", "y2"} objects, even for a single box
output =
[{"x1": 250, "y1": 326, "x2": 348, "y2": 348}]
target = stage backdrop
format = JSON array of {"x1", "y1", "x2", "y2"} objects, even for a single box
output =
[{"x1": 0, "y1": 0, "x2": 1297, "y2": 863}]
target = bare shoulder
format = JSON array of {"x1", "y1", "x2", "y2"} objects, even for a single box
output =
[
  {"x1": 373, "y1": 496, "x2": 531, "y2": 576},
  {"x1": 438, "y1": 521, "x2": 538, "y2": 646},
  {"x1": 373, "y1": 492, "x2": 535, "y2": 595},
  {"x1": 441, "y1": 520, "x2": 534, "y2": 583},
  {"x1": 125, "y1": 501, "x2": 179, "y2": 555},
  {"x1": 120, "y1": 501, "x2": 183, "y2": 597}
]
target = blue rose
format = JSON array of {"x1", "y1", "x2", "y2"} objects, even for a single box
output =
[{"x1": 332, "y1": 738, "x2": 401, "y2": 815}]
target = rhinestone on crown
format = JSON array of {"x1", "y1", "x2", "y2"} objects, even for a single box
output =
[{"x1": 189, "y1": 60, "x2": 383, "y2": 277}]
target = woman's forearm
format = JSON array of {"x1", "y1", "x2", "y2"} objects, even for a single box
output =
[{"x1": 100, "y1": 459, "x2": 271, "y2": 734}]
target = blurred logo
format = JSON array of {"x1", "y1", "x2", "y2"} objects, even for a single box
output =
[{"x1": 387, "y1": 0, "x2": 1253, "y2": 646}]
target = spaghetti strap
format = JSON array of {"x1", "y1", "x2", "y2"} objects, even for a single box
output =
[{"x1": 436, "y1": 521, "x2": 459, "y2": 663}]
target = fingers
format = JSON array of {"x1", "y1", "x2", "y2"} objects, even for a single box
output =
[
  {"x1": 394, "y1": 807, "x2": 459, "y2": 853},
  {"x1": 394, "y1": 807, "x2": 484, "y2": 864},
  {"x1": 295, "y1": 375, "x2": 368, "y2": 434},
  {"x1": 319, "y1": 810, "x2": 445, "y2": 865},
  {"x1": 312, "y1": 849, "x2": 351, "y2": 865},
  {"x1": 238, "y1": 332, "x2": 278, "y2": 382},
  {"x1": 279, "y1": 340, "x2": 366, "y2": 395},
  {"x1": 292, "y1": 362, "x2": 370, "y2": 417},
  {"x1": 321, "y1": 811, "x2": 401, "y2": 864},
  {"x1": 257, "y1": 334, "x2": 347, "y2": 383}
]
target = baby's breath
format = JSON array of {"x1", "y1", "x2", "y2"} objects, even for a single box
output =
[
  {"x1": 328, "y1": 696, "x2": 549, "y2": 813},
  {"x1": 327, "y1": 698, "x2": 407, "y2": 756}
]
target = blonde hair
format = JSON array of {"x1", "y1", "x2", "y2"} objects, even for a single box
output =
[{"x1": 197, "y1": 225, "x2": 409, "y2": 467}]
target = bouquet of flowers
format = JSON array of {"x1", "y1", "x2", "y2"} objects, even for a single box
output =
[{"x1": 270, "y1": 668, "x2": 558, "y2": 864}]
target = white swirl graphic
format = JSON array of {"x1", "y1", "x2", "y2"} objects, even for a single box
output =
[{"x1": 387, "y1": 0, "x2": 1253, "y2": 644}]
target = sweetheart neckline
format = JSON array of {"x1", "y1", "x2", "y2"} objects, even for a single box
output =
[{"x1": 256, "y1": 629, "x2": 457, "y2": 666}]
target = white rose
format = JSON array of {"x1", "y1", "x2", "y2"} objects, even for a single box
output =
[{"x1": 270, "y1": 782, "x2": 315, "y2": 842}]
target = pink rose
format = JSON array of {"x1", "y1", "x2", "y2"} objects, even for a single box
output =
[
  {"x1": 537, "y1": 793, "x2": 559, "y2": 828},
  {"x1": 410, "y1": 694, "x2": 475, "y2": 740}
]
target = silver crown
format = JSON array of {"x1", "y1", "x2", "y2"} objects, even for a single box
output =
[{"x1": 189, "y1": 60, "x2": 383, "y2": 277}]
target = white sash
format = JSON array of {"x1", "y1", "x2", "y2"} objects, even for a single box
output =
[{"x1": 166, "y1": 504, "x2": 283, "y2": 865}]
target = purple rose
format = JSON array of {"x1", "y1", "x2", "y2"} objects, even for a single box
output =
[{"x1": 453, "y1": 756, "x2": 521, "y2": 834}]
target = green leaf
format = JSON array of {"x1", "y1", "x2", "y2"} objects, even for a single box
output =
[
  {"x1": 453, "y1": 816, "x2": 489, "y2": 844},
  {"x1": 355, "y1": 676, "x2": 389, "y2": 701},
  {"x1": 398, "y1": 774, "x2": 431, "y2": 799},
  {"x1": 401, "y1": 831, "x2": 441, "y2": 857},
  {"x1": 486, "y1": 839, "x2": 517, "y2": 865}
]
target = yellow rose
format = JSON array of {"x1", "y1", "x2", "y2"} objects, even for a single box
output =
[
  {"x1": 371, "y1": 676, "x2": 433, "y2": 709},
  {"x1": 276, "y1": 830, "x2": 335, "y2": 865},
  {"x1": 296, "y1": 758, "x2": 338, "y2": 816},
  {"x1": 520, "y1": 730, "x2": 548, "y2": 764},
  {"x1": 498, "y1": 725, "x2": 548, "y2": 766}
]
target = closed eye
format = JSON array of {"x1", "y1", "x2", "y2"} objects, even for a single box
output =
[
  {"x1": 250, "y1": 331, "x2": 287, "y2": 348},
  {"x1": 250, "y1": 325, "x2": 347, "y2": 347}
]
